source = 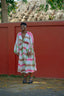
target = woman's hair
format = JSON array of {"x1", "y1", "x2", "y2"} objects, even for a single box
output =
[{"x1": 20, "y1": 22, "x2": 27, "y2": 26}]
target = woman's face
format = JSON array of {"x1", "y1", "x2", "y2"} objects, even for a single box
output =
[{"x1": 21, "y1": 25, "x2": 26, "y2": 31}]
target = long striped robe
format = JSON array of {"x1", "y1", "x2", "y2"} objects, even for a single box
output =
[{"x1": 14, "y1": 31, "x2": 37, "y2": 73}]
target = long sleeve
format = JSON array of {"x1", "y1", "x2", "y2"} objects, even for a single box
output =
[
  {"x1": 14, "y1": 33, "x2": 19, "y2": 55},
  {"x1": 29, "y1": 32, "x2": 34, "y2": 53},
  {"x1": 29, "y1": 32, "x2": 36, "y2": 65}
]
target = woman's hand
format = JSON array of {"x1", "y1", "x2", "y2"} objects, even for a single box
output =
[{"x1": 27, "y1": 52, "x2": 32, "y2": 57}]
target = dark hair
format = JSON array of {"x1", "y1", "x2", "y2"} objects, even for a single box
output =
[{"x1": 20, "y1": 22, "x2": 27, "y2": 26}]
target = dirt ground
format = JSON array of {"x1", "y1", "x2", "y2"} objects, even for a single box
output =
[
  {"x1": 0, "y1": 77, "x2": 64, "y2": 96},
  {"x1": 0, "y1": 77, "x2": 64, "y2": 90}
]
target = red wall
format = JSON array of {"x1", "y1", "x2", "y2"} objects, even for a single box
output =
[{"x1": 0, "y1": 21, "x2": 64, "y2": 78}]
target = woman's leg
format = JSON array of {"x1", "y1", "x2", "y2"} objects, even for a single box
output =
[
  {"x1": 23, "y1": 73, "x2": 28, "y2": 83},
  {"x1": 29, "y1": 73, "x2": 33, "y2": 80},
  {"x1": 28, "y1": 73, "x2": 34, "y2": 84},
  {"x1": 24, "y1": 73, "x2": 28, "y2": 78}
]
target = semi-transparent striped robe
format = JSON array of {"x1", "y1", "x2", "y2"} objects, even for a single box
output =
[{"x1": 14, "y1": 31, "x2": 37, "y2": 73}]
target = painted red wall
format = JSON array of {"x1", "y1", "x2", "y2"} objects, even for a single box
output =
[{"x1": 0, "y1": 21, "x2": 64, "y2": 78}]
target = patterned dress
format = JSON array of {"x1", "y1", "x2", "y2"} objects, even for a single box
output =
[{"x1": 14, "y1": 31, "x2": 37, "y2": 73}]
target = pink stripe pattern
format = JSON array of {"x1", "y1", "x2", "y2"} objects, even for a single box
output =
[
  {"x1": 23, "y1": 47, "x2": 26, "y2": 49},
  {"x1": 21, "y1": 69, "x2": 34, "y2": 73},
  {"x1": 27, "y1": 58, "x2": 33, "y2": 61},
  {"x1": 26, "y1": 69, "x2": 34, "y2": 72},
  {"x1": 18, "y1": 32, "x2": 21, "y2": 36},
  {"x1": 18, "y1": 64, "x2": 25, "y2": 67}
]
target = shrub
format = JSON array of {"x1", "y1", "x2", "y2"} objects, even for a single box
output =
[
  {"x1": 47, "y1": 0, "x2": 64, "y2": 10},
  {"x1": 22, "y1": 0, "x2": 27, "y2": 3}
]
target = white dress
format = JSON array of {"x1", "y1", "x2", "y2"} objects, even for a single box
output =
[{"x1": 14, "y1": 31, "x2": 37, "y2": 73}]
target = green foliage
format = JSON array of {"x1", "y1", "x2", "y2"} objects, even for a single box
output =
[
  {"x1": 37, "y1": 0, "x2": 64, "y2": 13},
  {"x1": 7, "y1": 0, "x2": 17, "y2": 15},
  {"x1": 49, "y1": 15, "x2": 55, "y2": 20},
  {"x1": 10, "y1": 74, "x2": 23, "y2": 78},
  {"x1": 36, "y1": 4, "x2": 49, "y2": 12},
  {"x1": 36, "y1": 0, "x2": 64, "y2": 13},
  {"x1": 39, "y1": 4, "x2": 44, "y2": 11},
  {"x1": 0, "y1": 0, "x2": 17, "y2": 15},
  {"x1": 36, "y1": 4, "x2": 44, "y2": 12},
  {"x1": 45, "y1": 4, "x2": 49, "y2": 12},
  {"x1": 0, "y1": 74, "x2": 36, "y2": 78},
  {"x1": 6, "y1": 0, "x2": 14, "y2": 3},
  {"x1": 47, "y1": 0, "x2": 64, "y2": 10},
  {"x1": 0, "y1": 74, "x2": 23, "y2": 78},
  {"x1": 0, "y1": 74, "x2": 8, "y2": 77},
  {"x1": 22, "y1": 0, "x2": 27, "y2": 3},
  {"x1": 0, "y1": 10, "x2": 1, "y2": 19}
]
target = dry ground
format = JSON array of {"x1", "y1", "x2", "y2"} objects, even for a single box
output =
[{"x1": 0, "y1": 76, "x2": 64, "y2": 91}]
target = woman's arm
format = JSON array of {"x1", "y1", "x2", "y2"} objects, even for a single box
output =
[
  {"x1": 14, "y1": 33, "x2": 19, "y2": 56},
  {"x1": 27, "y1": 32, "x2": 34, "y2": 57}
]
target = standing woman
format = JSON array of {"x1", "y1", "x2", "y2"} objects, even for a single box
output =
[{"x1": 14, "y1": 22, "x2": 37, "y2": 84}]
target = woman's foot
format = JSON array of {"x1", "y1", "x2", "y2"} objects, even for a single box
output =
[
  {"x1": 28, "y1": 77, "x2": 33, "y2": 84},
  {"x1": 28, "y1": 80, "x2": 33, "y2": 84},
  {"x1": 23, "y1": 79, "x2": 27, "y2": 84},
  {"x1": 23, "y1": 76, "x2": 27, "y2": 84}
]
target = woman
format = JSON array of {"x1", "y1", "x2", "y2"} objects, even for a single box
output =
[{"x1": 14, "y1": 22, "x2": 37, "y2": 84}]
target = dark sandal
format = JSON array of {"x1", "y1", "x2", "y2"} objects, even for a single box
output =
[
  {"x1": 23, "y1": 77, "x2": 27, "y2": 84},
  {"x1": 23, "y1": 80, "x2": 27, "y2": 84},
  {"x1": 28, "y1": 80, "x2": 33, "y2": 84}
]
